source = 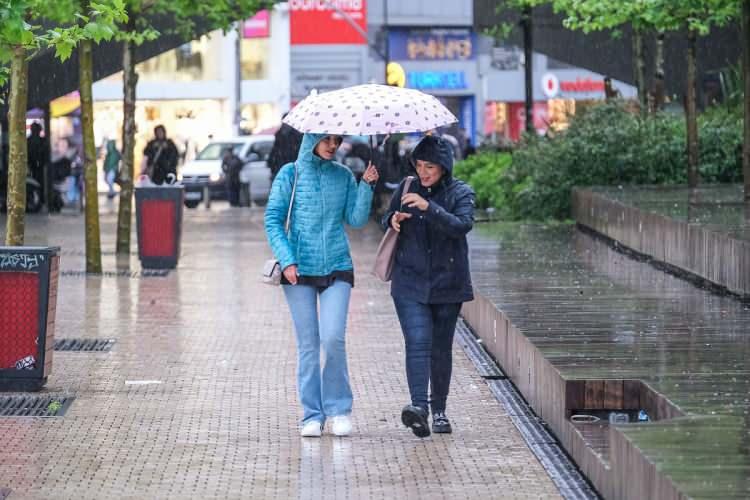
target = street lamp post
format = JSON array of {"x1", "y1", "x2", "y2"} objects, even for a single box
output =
[{"x1": 522, "y1": 6, "x2": 534, "y2": 134}]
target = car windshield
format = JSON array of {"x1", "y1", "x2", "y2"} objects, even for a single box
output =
[{"x1": 196, "y1": 143, "x2": 243, "y2": 160}]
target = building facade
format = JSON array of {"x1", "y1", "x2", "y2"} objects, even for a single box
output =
[{"x1": 89, "y1": 4, "x2": 291, "y2": 160}]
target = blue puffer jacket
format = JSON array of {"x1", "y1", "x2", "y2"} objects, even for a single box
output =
[{"x1": 264, "y1": 133, "x2": 374, "y2": 276}]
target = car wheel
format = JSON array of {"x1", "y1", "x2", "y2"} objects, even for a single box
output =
[{"x1": 184, "y1": 200, "x2": 200, "y2": 209}]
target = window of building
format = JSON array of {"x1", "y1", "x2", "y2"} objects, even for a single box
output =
[
  {"x1": 241, "y1": 38, "x2": 270, "y2": 80},
  {"x1": 136, "y1": 31, "x2": 223, "y2": 82},
  {"x1": 240, "y1": 103, "x2": 278, "y2": 134}
]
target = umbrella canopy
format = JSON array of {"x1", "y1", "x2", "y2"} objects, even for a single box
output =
[{"x1": 283, "y1": 84, "x2": 457, "y2": 136}]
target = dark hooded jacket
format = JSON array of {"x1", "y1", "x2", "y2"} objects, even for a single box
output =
[{"x1": 382, "y1": 136, "x2": 475, "y2": 304}]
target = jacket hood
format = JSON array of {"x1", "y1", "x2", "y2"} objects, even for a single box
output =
[
  {"x1": 411, "y1": 135, "x2": 455, "y2": 177},
  {"x1": 296, "y1": 133, "x2": 330, "y2": 167},
  {"x1": 411, "y1": 135, "x2": 453, "y2": 177}
]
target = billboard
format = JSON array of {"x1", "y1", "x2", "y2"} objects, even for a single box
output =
[{"x1": 290, "y1": 0, "x2": 367, "y2": 45}]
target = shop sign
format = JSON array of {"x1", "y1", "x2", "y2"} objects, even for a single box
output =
[
  {"x1": 541, "y1": 73, "x2": 560, "y2": 98},
  {"x1": 491, "y1": 46, "x2": 521, "y2": 71},
  {"x1": 243, "y1": 10, "x2": 270, "y2": 38},
  {"x1": 542, "y1": 72, "x2": 605, "y2": 98},
  {"x1": 407, "y1": 71, "x2": 468, "y2": 91},
  {"x1": 389, "y1": 29, "x2": 474, "y2": 61},
  {"x1": 560, "y1": 77, "x2": 605, "y2": 93},
  {"x1": 291, "y1": 70, "x2": 360, "y2": 99},
  {"x1": 290, "y1": 0, "x2": 367, "y2": 45}
]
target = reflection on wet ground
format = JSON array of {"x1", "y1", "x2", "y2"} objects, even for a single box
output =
[
  {"x1": 592, "y1": 184, "x2": 750, "y2": 241},
  {"x1": 470, "y1": 222, "x2": 750, "y2": 498}
]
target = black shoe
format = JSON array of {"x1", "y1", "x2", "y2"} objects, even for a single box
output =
[
  {"x1": 401, "y1": 405, "x2": 430, "y2": 438},
  {"x1": 432, "y1": 412, "x2": 452, "y2": 434}
]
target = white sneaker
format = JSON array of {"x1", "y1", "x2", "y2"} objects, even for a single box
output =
[
  {"x1": 330, "y1": 415, "x2": 352, "y2": 437},
  {"x1": 300, "y1": 420, "x2": 323, "y2": 437}
]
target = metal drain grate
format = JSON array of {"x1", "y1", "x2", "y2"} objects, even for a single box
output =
[
  {"x1": 457, "y1": 319, "x2": 599, "y2": 500},
  {"x1": 61, "y1": 269, "x2": 169, "y2": 279},
  {"x1": 455, "y1": 319, "x2": 505, "y2": 379},
  {"x1": 54, "y1": 338, "x2": 115, "y2": 352},
  {"x1": 487, "y1": 379, "x2": 599, "y2": 499},
  {"x1": 0, "y1": 395, "x2": 74, "y2": 417}
]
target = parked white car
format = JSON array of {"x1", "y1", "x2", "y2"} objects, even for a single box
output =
[{"x1": 179, "y1": 135, "x2": 274, "y2": 208}]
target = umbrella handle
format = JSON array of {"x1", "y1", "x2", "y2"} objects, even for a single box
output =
[{"x1": 369, "y1": 136, "x2": 377, "y2": 171}]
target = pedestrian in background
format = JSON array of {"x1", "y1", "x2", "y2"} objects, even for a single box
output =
[
  {"x1": 265, "y1": 133, "x2": 379, "y2": 438},
  {"x1": 27, "y1": 122, "x2": 48, "y2": 202},
  {"x1": 268, "y1": 116, "x2": 303, "y2": 181},
  {"x1": 221, "y1": 147, "x2": 242, "y2": 207},
  {"x1": 141, "y1": 125, "x2": 179, "y2": 185},
  {"x1": 102, "y1": 139, "x2": 120, "y2": 199},
  {"x1": 383, "y1": 135, "x2": 475, "y2": 438}
]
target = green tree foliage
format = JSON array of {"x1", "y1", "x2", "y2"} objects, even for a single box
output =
[{"x1": 1, "y1": 0, "x2": 125, "y2": 246}]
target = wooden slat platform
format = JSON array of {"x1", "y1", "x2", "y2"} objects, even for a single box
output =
[
  {"x1": 463, "y1": 223, "x2": 750, "y2": 500},
  {"x1": 572, "y1": 185, "x2": 750, "y2": 297}
]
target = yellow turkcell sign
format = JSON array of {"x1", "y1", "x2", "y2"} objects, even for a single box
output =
[{"x1": 386, "y1": 62, "x2": 406, "y2": 88}]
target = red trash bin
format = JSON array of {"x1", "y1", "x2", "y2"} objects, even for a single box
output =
[
  {"x1": 0, "y1": 246, "x2": 60, "y2": 391},
  {"x1": 135, "y1": 185, "x2": 184, "y2": 269}
]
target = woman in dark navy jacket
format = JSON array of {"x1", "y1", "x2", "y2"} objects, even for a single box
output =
[{"x1": 382, "y1": 135, "x2": 475, "y2": 438}]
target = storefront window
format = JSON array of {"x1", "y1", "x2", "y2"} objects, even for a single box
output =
[
  {"x1": 241, "y1": 38, "x2": 270, "y2": 80},
  {"x1": 93, "y1": 99, "x2": 228, "y2": 166},
  {"x1": 136, "y1": 31, "x2": 222, "y2": 82},
  {"x1": 547, "y1": 99, "x2": 576, "y2": 132},
  {"x1": 240, "y1": 103, "x2": 278, "y2": 134}
]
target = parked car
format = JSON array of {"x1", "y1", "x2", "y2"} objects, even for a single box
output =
[
  {"x1": 239, "y1": 140, "x2": 274, "y2": 207},
  {"x1": 179, "y1": 135, "x2": 274, "y2": 208}
]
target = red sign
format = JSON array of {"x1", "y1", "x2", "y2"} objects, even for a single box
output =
[
  {"x1": 290, "y1": 0, "x2": 367, "y2": 45},
  {"x1": 244, "y1": 10, "x2": 270, "y2": 38},
  {"x1": 560, "y1": 77, "x2": 605, "y2": 93}
]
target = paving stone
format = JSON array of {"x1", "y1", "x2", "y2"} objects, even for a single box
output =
[{"x1": 0, "y1": 208, "x2": 561, "y2": 499}]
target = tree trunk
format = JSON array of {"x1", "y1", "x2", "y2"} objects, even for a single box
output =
[
  {"x1": 632, "y1": 28, "x2": 647, "y2": 112},
  {"x1": 653, "y1": 32, "x2": 666, "y2": 112},
  {"x1": 117, "y1": 29, "x2": 138, "y2": 256},
  {"x1": 686, "y1": 30, "x2": 700, "y2": 189},
  {"x1": 522, "y1": 6, "x2": 534, "y2": 134},
  {"x1": 79, "y1": 39, "x2": 102, "y2": 272},
  {"x1": 5, "y1": 46, "x2": 28, "y2": 247},
  {"x1": 743, "y1": 0, "x2": 750, "y2": 203}
]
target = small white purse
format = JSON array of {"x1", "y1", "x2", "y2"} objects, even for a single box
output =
[{"x1": 262, "y1": 164, "x2": 298, "y2": 285}]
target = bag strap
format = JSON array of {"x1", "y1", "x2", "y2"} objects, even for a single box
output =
[
  {"x1": 284, "y1": 163, "x2": 298, "y2": 234},
  {"x1": 398, "y1": 176, "x2": 415, "y2": 211}
]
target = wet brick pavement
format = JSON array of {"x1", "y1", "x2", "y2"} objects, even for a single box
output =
[{"x1": 0, "y1": 206, "x2": 561, "y2": 499}]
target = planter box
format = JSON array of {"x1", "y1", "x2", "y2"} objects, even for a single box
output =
[
  {"x1": 135, "y1": 186, "x2": 184, "y2": 269},
  {"x1": 0, "y1": 246, "x2": 60, "y2": 391}
]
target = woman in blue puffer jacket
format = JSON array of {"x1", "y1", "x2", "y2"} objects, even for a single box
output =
[{"x1": 265, "y1": 133, "x2": 379, "y2": 438}]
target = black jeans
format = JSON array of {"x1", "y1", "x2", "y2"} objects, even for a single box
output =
[{"x1": 393, "y1": 298, "x2": 462, "y2": 414}]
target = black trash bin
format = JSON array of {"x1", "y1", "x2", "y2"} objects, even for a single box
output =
[
  {"x1": 135, "y1": 185, "x2": 184, "y2": 269},
  {"x1": 0, "y1": 246, "x2": 60, "y2": 391}
]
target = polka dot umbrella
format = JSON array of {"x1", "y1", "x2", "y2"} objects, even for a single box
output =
[{"x1": 283, "y1": 84, "x2": 457, "y2": 135}]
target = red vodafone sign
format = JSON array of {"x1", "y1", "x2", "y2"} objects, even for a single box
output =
[
  {"x1": 290, "y1": 0, "x2": 367, "y2": 45},
  {"x1": 541, "y1": 73, "x2": 559, "y2": 98}
]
